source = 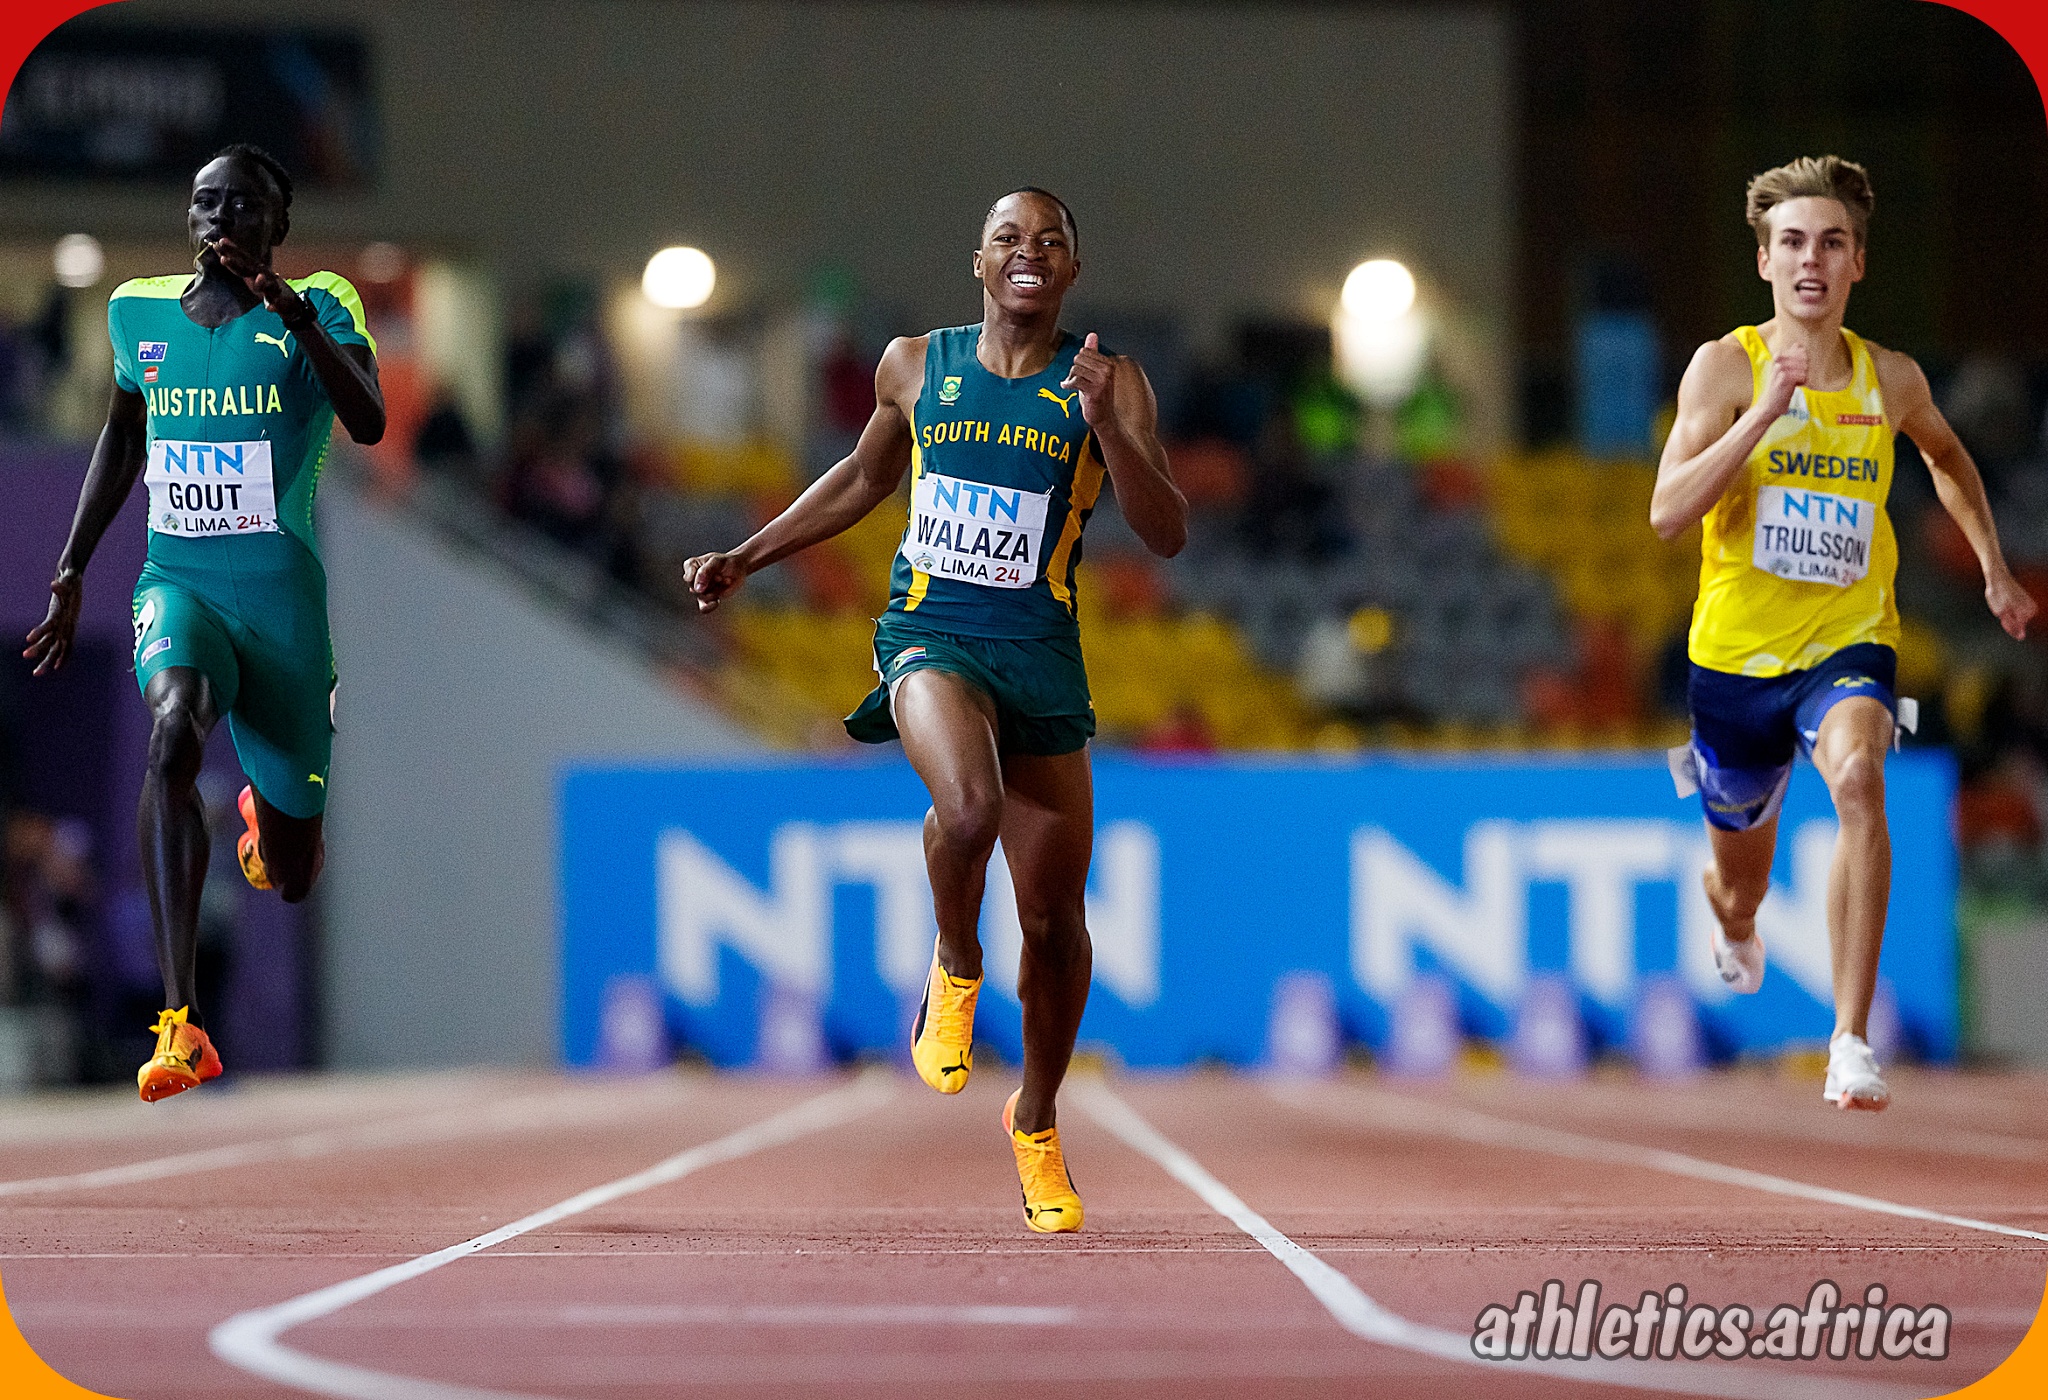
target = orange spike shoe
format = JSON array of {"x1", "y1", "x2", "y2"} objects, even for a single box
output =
[
  {"x1": 236, "y1": 785, "x2": 272, "y2": 890},
  {"x1": 138, "y1": 1007, "x2": 223, "y2": 1103}
]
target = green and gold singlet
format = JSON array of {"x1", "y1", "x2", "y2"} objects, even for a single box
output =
[{"x1": 886, "y1": 325, "x2": 1107, "y2": 639}]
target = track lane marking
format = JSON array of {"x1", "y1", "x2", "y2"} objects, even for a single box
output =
[
  {"x1": 1073, "y1": 1078, "x2": 1920, "y2": 1400},
  {"x1": 6, "y1": 1241, "x2": 2011, "y2": 1260},
  {"x1": 0, "y1": 1071, "x2": 524, "y2": 1148},
  {"x1": 1272, "y1": 1081, "x2": 2048, "y2": 1245},
  {"x1": 208, "y1": 1072, "x2": 895, "y2": 1400},
  {"x1": 0, "y1": 1081, "x2": 687, "y2": 1198},
  {"x1": 1447, "y1": 1091, "x2": 2048, "y2": 1164}
]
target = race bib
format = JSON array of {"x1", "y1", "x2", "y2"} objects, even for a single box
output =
[
  {"x1": 900, "y1": 471, "x2": 1050, "y2": 589},
  {"x1": 145, "y1": 439, "x2": 278, "y2": 538},
  {"x1": 1752, "y1": 485, "x2": 1874, "y2": 588}
]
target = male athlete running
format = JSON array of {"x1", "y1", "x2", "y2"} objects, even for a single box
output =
[
  {"x1": 685, "y1": 189, "x2": 1185, "y2": 1230},
  {"x1": 1652, "y1": 156, "x2": 2032, "y2": 1109},
  {"x1": 23, "y1": 145, "x2": 384, "y2": 1101}
]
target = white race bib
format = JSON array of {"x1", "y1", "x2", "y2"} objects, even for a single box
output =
[
  {"x1": 900, "y1": 471, "x2": 1050, "y2": 589},
  {"x1": 1752, "y1": 485, "x2": 1874, "y2": 588},
  {"x1": 146, "y1": 439, "x2": 278, "y2": 538}
]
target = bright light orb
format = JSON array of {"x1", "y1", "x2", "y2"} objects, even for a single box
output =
[
  {"x1": 53, "y1": 233, "x2": 105, "y2": 289},
  {"x1": 1341, "y1": 259, "x2": 1415, "y2": 323},
  {"x1": 643, "y1": 246, "x2": 716, "y2": 310}
]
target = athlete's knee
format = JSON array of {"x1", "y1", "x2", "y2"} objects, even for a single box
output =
[
  {"x1": 928, "y1": 790, "x2": 1003, "y2": 856},
  {"x1": 144, "y1": 698, "x2": 207, "y2": 791},
  {"x1": 1825, "y1": 745, "x2": 1887, "y2": 823},
  {"x1": 1017, "y1": 900, "x2": 1089, "y2": 966}
]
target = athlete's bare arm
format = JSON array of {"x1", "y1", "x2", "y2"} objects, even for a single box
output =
[
  {"x1": 210, "y1": 238, "x2": 385, "y2": 445},
  {"x1": 22, "y1": 384, "x2": 150, "y2": 676},
  {"x1": 685, "y1": 336, "x2": 926, "y2": 612},
  {"x1": 1650, "y1": 336, "x2": 1809, "y2": 539},
  {"x1": 1871, "y1": 344, "x2": 2036, "y2": 639},
  {"x1": 1061, "y1": 332, "x2": 1186, "y2": 558}
]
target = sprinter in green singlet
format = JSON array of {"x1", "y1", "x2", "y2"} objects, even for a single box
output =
[
  {"x1": 24, "y1": 145, "x2": 384, "y2": 1102},
  {"x1": 686, "y1": 189, "x2": 1186, "y2": 1232}
]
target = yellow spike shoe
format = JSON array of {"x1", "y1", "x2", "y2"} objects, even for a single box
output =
[
  {"x1": 1004, "y1": 1089, "x2": 1083, "y2": 1234},
  {"x1": 908, "y1": 944, "x2": 980, "y2": 1094},
  {"x1": 138, "y1": 1007, "x2": 223, "y2": 1103}
]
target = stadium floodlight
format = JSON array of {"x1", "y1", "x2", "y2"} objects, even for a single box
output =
[
  {"x1": 1340, "y1": 258, "x2": 1415, "y2": 323},
  {"x1": 643, "y1": 246, "x2": 716, "y2": 309},
  {"x1": 1334, "y1": 258, "x2": 1426, "y2": 406},
  {"x1": 53, "y1": 233, "x2": 105, "y2": 289}
]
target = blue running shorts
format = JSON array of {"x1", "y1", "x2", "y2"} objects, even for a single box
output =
[{"x1": 1682, "y1": 643, "x2": 1897, "y2": 832}]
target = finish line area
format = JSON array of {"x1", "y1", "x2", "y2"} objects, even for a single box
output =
[{"x1": 4, "y1": 1066, "x2": 2045, "y2": 1399}]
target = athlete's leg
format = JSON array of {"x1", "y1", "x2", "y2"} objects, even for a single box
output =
[
  {"x1": 1809, "y1": 696, "x2": 1894, "y2": 1039},
  {"x1": 895, "y1": 669, "x2": 1004, "y2": 980},
  {"x1": 138, "y1": 667, "x2": 220, "y2": 1018},
  {"x1": 996, "y1": 748, "x2": 1093, "y2": 1135},
  {"x1": 247, "y1": 787, "x2": 324, "y2": 904},
  {"x1": 1704, "y1": 814, "x2": 1778, "y2": 948}
]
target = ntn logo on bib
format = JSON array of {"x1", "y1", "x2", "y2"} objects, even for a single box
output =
[
  {"x1": 901, "y1": 471, "x2": 1050, "y2": 589},
  {"x1": 145, "y1": 439, "x2": 279, "y2": 536},
  {"x1": 1752, "y1": 485, "x2": 1872, "y2": 587}
]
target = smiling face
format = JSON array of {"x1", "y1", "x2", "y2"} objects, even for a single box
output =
[
  {"x1": 1757, "y1": 195, "x2": 1864, "y2": 324},
  {"x1": 188, "y1": 155, "x2": 287, "y2": 269},
  {"x1": 973, "y1": 192, "x2": 1078, "y2": 317}
]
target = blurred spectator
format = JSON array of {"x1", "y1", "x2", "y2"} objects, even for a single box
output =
[
  {"x1": 1, "y1": 813, "x2": 94, "y2": 1081},
  {"x1": 1943, "y1": 356, "x2": 2032, "y2": 475},
  {"x1": 503, "y1": 391, "x2": 624, "y2": 552},
  {"x1": 412, "y1": 387, "x2": 479, "y2": 475},
  {"x1": 1237, "y1": 416, "x2": 1349, "y2": 562},
  {"x1": 0, "y1": 316, "x2": 25, "y2": 432},
  {"x1": 1136, "y1": 703, "x2": 1217, "y2": 754}
]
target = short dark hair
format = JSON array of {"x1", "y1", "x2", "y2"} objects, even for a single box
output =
[
  {"x1": 211, "y1": 143, "x2": 295, "y2": 214},
  {"x1": 984, "y1": 187, "x2": 1078, "y2": 251}
]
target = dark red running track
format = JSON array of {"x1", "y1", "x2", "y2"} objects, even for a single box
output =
[{"x1": 3, "y1": 1065, "x2": 2045, "y2": 1398}]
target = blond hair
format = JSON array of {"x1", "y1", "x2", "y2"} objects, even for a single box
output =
[{"x1": 1745, "y1": 155, "x2": 1874, "y2": 246}]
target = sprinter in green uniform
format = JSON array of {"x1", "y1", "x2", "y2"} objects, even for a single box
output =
[
  {"x1": 24, "y1": 145, "x2": 384, "y2": 1101},
  {"x1": 686, "y1": 189, "x2": 1186, "y2": 1232}
]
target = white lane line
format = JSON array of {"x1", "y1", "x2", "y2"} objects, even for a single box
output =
[
  {"x1": 207, "y1": 1072, "x2": 894, "y2": 1400},
  {"x1": 1072, "y1": 1078, "x2": 1917, "y2": 1400},
  {"x1": 0, "y1": 1071, "x2": 519, "y2": 1147},
  {"x1": 4, "y1": 1241, "x2": 2002, "y2": 1262},
  {"x1": 0, "y1": 1082, "x2": 679, "y2": 1198},
  {"x1": 1272, "y1": 1081, "x2": 2048, "y2": 1246},
  {"x1": 561, "y1": 1303, "x2": 1071, "y2": 1326},
  {"x1": 1460, "y1": 1093, "x2": 2048, "y2": 1164}
]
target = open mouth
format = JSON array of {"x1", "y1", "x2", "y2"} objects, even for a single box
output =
[
  {"x1": 1007, "y1": 268, "x2": 1048, "y2": 289},
  {"x1": 1794, "y1": 279, "x2": 1827, "y2": 297}
]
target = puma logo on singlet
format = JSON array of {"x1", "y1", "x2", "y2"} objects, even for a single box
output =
[
  {"x1": 254, "y1": 331, "x2": 293, "y2": 357},
  {"x1": 1037, "y1": 387, "x2": 1076, "y2": 418}
]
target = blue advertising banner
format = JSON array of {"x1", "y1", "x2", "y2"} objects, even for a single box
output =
[{"x1": 559, "y1": 753, "x2": 1957, "y2": 1069}]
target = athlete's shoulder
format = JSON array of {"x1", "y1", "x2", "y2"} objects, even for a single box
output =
[
  {"x1": 1684, "y1": 333, "x2": 1754, "y2": 390},
  {"x1": 1852, "y1": 332, "x2": 1914, "y2": 376},
  {"x1": 287, "y1": 271, "x2": 377, "y2": 351},
  {"x1": 872, "y1": 334, "x2": 930, "y2": 408},
  {"x1": 1858, "y1": 335, "x2": 1932, "y2": 415},
  {"x1": 285, "y1": 269, "x2": 363, "y2": 301},
  {"x1": 109, "y1": 274, "x2": 192, "y2": 303}
]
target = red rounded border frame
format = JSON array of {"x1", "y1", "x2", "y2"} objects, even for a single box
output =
[{"x1": 0, "y1": 0, "x2": 2043, "y2": 1395}]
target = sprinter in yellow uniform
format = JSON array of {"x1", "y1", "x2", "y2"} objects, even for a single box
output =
[{"x1": 1652, "y1": 156, "x2": 2034, "y2": 1109}]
